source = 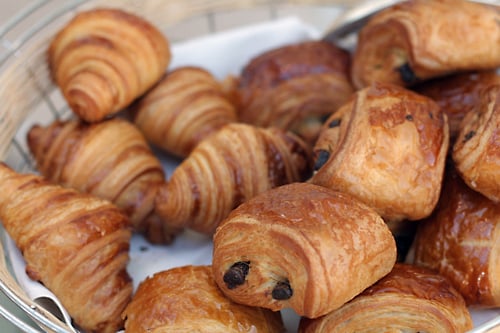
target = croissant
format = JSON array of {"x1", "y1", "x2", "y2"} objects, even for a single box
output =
[
  {"x1": 311, "y1": 82, "x2": 449, "y2": 223},
  {"x1": 298, "y1": 263, "x2": 473, "y2": 333},
  {"x1": 155, "y1": 123, "x2": 312, "y2": 235},
  {"x1": 212, "y1": 182, "x2": 397, "y2": 319},
  {"x1": 0, "y1": 162, "x2": 133, "y2": 333},
  {"x1": 122, "y1": 265, "x2": 285, "y2": 332},
  {"x1": 415, "y1": 70, "x2": 500, "y2": 140},
  {"x1": 133, "y1": 66, "x2": 237, "y2": 158},
  {"x1": 351, "y1": 0, "x2": 500, "y2": 89},
  {"x1": 27, "y1": 118, "x2": 176, "y2": 244},
  {"x1": 236, "y1": 40, "x2": 354, "y2": 144},
  {"x1": 452, "y1": 84, "x2": 500, "y2": 203},
  {"x1": 413, "y1": 163, "x2": 500, "y2": 307},
  {"x1": 48, "y1": 8, "x2": 171, "y2": 122}
]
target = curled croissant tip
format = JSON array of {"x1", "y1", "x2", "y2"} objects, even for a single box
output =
[{"x1": 223, "y1": 261, "x2": 250, "y2": 289}]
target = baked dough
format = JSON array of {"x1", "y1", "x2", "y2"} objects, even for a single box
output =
[
  {"x1": 0, "y1": 162, "x2": 132, "y2": 333},
  {"x1": 48, "y1": 8, "x2": 171, "y2": 122},
  {"x1": 452, "y1": 84, "x2": 500, "y2": 203},
  {"x1": 212, "y1": 182, "x2": 396, "y2": 319},
  {"x1": 351, "y1": 0, "x2": 500, "y2": 88},
  {"x1": 236, "y1": 40, "x2": 353, "y2": 144},
  {"x1": 413, "y1": 164, "x2": 500, "y2": 307},
  {"x1": 133, "y1": 66, "x2": 237, "y2": 158},
  {"x1": 311, "y1": 82, "x2": 449, "y2": 223},
  {"x1": 155, "y1": 123, "x2": 312, "y2": 235},
  {"x1": 298, "y1": 263, "x2": 473, "y2": 333},
  {"x1": 415, "y1": 71, "x2": 500, "y2": 140},
  {"x1": 122, "y1": 265, "x2": 285, "y2": 332},
  {"x1": 27, "y1": 118, "x2": 176, "y2": 244}
]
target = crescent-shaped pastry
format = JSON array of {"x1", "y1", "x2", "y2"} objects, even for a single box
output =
[
  {"x1": 122, "y1": 265, "x2": 285, "y2": 332},
  {"x1": 133, "y1": 66, "x2": 237, "y2": 158},
  {"x1": 351, "y1": 0, "x2": 500, "y2": 89},
  {"x1": 48, "y1": 8, "x2": 171, "y2": 122},
  {"x1": 155, "y1": 123, "x2": 312, "y2": 235},
  {"x1": 413, "y1": 164, "x2": 500, "y2": 307},
  {"x1": 0, "y1": 162, "x2": 132, "y2": 333},
  {"x1": 212, "y1": 182, "x2": 397, "y2": 319},
  {"x1": 415, "y1": 71, "x2": 500, "y2": 140},
  {"x1": 237, "y1": 40, "x2": 354, "y2": 144},
  {"x1": 27, "y1": 118, "x2": 176, "y2": 244},
  {"x1": 298, "y1": 263, "x2": 473, "y2": 333},
  {"x1": 311, "y1": 82, "x2": 449, "y2": 223},
  {"x1": 452, "y1": 84, "x2": 500, "y2": 203}
]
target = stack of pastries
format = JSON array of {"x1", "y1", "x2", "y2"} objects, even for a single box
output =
[{"x1": 0, "y1": 0, "x2": 498, "y2": 332}]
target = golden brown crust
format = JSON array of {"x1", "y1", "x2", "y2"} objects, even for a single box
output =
[
  {"x1": 122, "y1": 265, "x2": 285, "y2": 333},
  {"x1": 351, "y1": 0, "x2": 500, "y2": 89},
  {"x1": 133, "y1": 66, "x2": 237, "y2": 158},
  {"x1": 415, "y1": 71, "x2": 500, "y2": 140},
  {"x1": 155, "y1": 123, "x2": 313, "y2": 235},
  {"x1": 48, "y1": 8, "x2": 171, "y2": 122},
  {"x1": 27, "y1": 118, "x2": 177, "y2": 244},
  {"x1": 311, "y1": 82, "x2": 449, "y2": 222},
  {"x1": 212, "y1": 182, "x2": 396, "y2": 319},
  {"x1": 298, "y1": 263, "x2": 473, "y2": 333},
  {"x1": 237, "y1": 40, "x2": 354, "y2": 144},
  {"x1": 452, "y1": 84, "x2": 500, "y2": 203},
  {"x1": 0, "y1": 162, "x2": 132, "y2": 333},
  {"x1": 413, "y1": 164, "x2": 500, "y2": 307}
]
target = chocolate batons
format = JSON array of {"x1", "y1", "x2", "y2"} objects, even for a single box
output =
[
  {"x1": 298, "y1": 264, "x2": 473, "y2": 333},
  {"x1": 236, "y1": 40, "x2": 354, "y2": 144},
  {"x1": 0, "y1": 163, "x2": 132, "y2": 333},
  {"x1": 48, "y1": 8, "x2": 171, "y2": 122},
  {"x1": 133, "y1": 66, "x2": 237, "y2": 158},
  {"x1": 413, "y1": 165, "x2": 500, "y2": 307},
  {"x1": 155, "y1": 123, "x2": 312, "y2": 235},
  {"x1": 212, "y1": 182, "x2": 397, "y2": 318},
  {"x1": 351, "y1": 0, "x2": 500, "y2": 88},
  {"x1": 311, "y1": 82, "x2": 449, "y2": 223},
  {"x1": 27, "y1": 118, "x2": 175, "y2": 244},
  {"x1": 122, "y1": 265, "x2": 285, "y2": 332}
]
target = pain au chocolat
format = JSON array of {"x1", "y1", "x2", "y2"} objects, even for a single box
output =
[
  {"x1": 413, "y1": 164, "x2": 500, "y2": 308},
  {"x1": 311, "y1": 82, "x2": 449, "y2": 223},
  {"x1": 298, "y1": 263, "x2": 473, "y2": 333},
  {"x1": 122, "y1": 265, "x2": 285, "y2": 333},
  {"x1": 351, "y1": 0, "x2": 500, "y2": 89},
  {"x1": 452, "y1": 84, "x2": 500, "y2": 203},
  {"x1": 212, "y1": 182, "x2": 396, "y2": 319},
  {"x1": 236, "y1": 40, "x2": 354, "y2": 144}
]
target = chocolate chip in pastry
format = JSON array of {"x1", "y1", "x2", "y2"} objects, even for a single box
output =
[
  {"x1": 236, "y1": 40, "x2": 354, "y2": 144},
  {"x1": 351, "y1": 0, "x2": 500, "y2": 89},
  {"x1": 122, "y1": 265, "x2": 285, "y2": 333},
  {"x1": 0, "y1": 162, "x2": 133, "y2": 333},
  {"x1": 212, "y1": 182, "x2": 397, "y2": 319},
  {"x1": 155, "y1": 123, "x2": 312, "y2": 235},
  {"x1": 133, "y1": 66, "x2": 237, "y2": 158},
  {"x1": 311, "y1": 82, "x2": 449, "y2": 223},
  {"x1": 298, "y1": 263, "x2": 473, "y2": 333},
  {"x1": 413, "y1": 163, "x2": 500, "y2": 307},
  {"x1": 452, "y1": 84, "x2": 500, "y2": 203},
  {"x1": 48, "y1": 8, "x2": 171, "y2": 122}
]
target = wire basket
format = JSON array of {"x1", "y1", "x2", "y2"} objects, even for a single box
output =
[{"x1": 0, "y1": 0, "x2": 499, "y2": 332}]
